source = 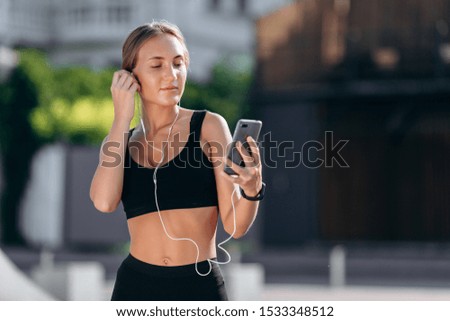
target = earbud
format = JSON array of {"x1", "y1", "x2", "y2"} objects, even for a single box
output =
[{"x1": 131, "y1": 72, "x2": 141, "y2": 85}]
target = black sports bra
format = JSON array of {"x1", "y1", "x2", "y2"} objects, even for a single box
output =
[{"x1": 121, "y1": 110, "x2": 219, "y2": 220}]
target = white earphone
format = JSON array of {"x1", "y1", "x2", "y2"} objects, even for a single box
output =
[{"x1": 140, "y1": 106, "x2": 237, "y2": 276}]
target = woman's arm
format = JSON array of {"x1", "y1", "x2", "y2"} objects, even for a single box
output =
[
  {"x1": 203, "y1": 112, "x2": 263, "y2": 239},
  {"x1": 89, "y1": 70, "x2": 140, "y2": 213},
  {"x1": 89, "y1": 119, "x2": 131, "y2": 212}
]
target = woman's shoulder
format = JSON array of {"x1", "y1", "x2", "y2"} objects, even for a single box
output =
[
  {"x1": 202, "y1": 109, "x2": 227, "y2": 127},
  {"x1": 200, "y1": 110, "x2": 231, "y2": 144},
  {"x1": 183, "y1": 108, "x2": 226, "y2": 131}
]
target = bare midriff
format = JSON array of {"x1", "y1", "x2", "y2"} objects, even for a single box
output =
[{"x1": 127, "y1": 205, "x2": 219, "y2": 266}]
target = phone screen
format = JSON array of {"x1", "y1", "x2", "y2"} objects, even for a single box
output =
[{"x1": 224, "y1": 119, "x2": 262, "y2": 176}]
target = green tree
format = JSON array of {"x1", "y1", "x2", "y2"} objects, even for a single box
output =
[
  {"x1": 183, "y1": 61, "x2": 252, "y2": 129},
  {"x1": 0, "y1": 65, "x2": 40, "y2": 245}
]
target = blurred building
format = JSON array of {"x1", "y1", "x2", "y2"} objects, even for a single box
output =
[
  {"x1": 255, "y1": 0, "x2": 450, "y2": 246},
  {"x1": 0, "y1": 0, "x2": 291, "y2": 81}
]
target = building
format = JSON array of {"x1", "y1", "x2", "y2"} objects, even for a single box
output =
[
  {"x1": 0, "y1": 0, "x2": 291, "y2": 81},
  {"x1": 254, "y1": 0, "x2": 450, "y2": 246}
]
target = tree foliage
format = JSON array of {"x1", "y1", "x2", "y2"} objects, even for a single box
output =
[
  {"x1": 19, "y1": 49, "x2": 251, "y2": 145},
  {"x1": 0, "y1": 62, "x2": 40, "y2": 244}
]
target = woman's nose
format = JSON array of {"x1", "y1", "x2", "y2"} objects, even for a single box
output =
[{"x1": 163, "y1": 65, "x2": 177, "y2": 80}]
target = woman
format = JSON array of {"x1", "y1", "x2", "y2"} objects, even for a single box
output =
[{"x1": 90, "y1": 20, "x2": 265, "y2": 301}]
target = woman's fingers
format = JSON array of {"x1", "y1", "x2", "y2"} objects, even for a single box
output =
[
  {"x1": 111, "y1": 71, "x2": 123, "y2": 91},
  {"x1": 236, "y1": 141, "x2": 255, "y2": 167},
  {"x1": 245, "y1": 136, "x2": 261, "y2": 166},
  {"x1": 222, "y1": 136, "x2": 263, "y2": 193},
  {"x1": 110, "y1": 70, "x2": 137, "y2": 123},
  {"x1": 112, "y1": 71, "x2": 120, "y2": 86},
  {"x1": 117, "y1": 71, "x2": 130, "y2": 87},
  {"x1": 129, "y1": 82, "x2": 140, "y2": 93},
  {"x1": 112, "y1": 70, "x2": 140, "y2": 93},
  {"x1": 225, "y1": 157, "x2": 245, "y2": 177},
  {"x1": 112, "y1": 70, "x2": 130, "y2": 85},
  {"x1": 236, "y1": 137, "x2": 261, "y2": 168},
  {"x1": 123, "y1": 75, "x2": 134, "y2": 90}
]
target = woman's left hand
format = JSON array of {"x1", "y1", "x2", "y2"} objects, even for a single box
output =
[{"x1": 221, "y1": 136, "x2": 263, "y2": 197}]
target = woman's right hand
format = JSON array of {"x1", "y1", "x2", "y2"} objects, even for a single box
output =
[{"x1": 110, "y1": 70, "x2": 141, "y2": 123}]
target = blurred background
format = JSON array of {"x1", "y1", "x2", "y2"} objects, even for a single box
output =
[{"x1": 1, "y1": 0, "x2": 450, "y2": 300}]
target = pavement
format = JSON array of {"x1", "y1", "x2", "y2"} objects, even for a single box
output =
[
  {"x1": 102, "y1": 280, "x2": 450, "y2": 301},
  {"x1": 5, "y1": 243, "x2": 450, "y2": 301},
  {"x1": 260, "y1": 284, "x2": 450, "y2": 301}
]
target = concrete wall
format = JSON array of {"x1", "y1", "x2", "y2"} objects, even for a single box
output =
[{"x1": 19, "y1": 143, "x2": 129, "y2": 249}]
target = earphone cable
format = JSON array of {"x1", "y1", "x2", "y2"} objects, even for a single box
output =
[{"x1": 140, "y1": 104, "x2": 236, "y2": 277}]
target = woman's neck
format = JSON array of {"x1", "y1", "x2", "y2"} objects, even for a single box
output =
[{"x1": 140, "y1": 104, "x2": 180, "y2": 137}]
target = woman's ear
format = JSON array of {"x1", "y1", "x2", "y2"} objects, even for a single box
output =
[{"x1": 131, "y1": 72, "x2": 141, "y2": 85}]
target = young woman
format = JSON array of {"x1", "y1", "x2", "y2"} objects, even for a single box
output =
[{"x1": 90, "y1": 20, "x2": 265, "y2": 301}]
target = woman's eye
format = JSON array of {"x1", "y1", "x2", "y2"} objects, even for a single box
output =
[{"x1": 151, "y1": 65, "x2": 161, "y2": 68}]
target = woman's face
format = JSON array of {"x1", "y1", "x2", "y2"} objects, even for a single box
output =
[{"x1": 133, "y1": 33, "x2": 187, "y2": 108}]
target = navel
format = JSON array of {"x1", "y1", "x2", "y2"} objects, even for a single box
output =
[{"x1": 162, "y1": 257, "x2": 170, "y2": 265}]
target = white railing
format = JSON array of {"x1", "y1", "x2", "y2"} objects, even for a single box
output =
[{"x1": 53, "y1": 1, "x2": 139, "y2": 44}]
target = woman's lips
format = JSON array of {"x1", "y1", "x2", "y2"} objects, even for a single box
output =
[{"x1": 161, "y1": 86, "x2": 178, "y2": 91}]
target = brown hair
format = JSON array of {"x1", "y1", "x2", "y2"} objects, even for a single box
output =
[{"x1": 121, "y1": 20, "x2": 190, "y2": 72}]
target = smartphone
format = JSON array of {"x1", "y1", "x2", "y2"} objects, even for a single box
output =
[{"x1": 224, "y1": 119, "x2": 263, "y2": 176}]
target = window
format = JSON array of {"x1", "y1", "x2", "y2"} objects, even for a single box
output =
[
  {"x1": 68, "y1": 7, "x2": 91, "y2": 24},
  {"x1": 79, "y1": 7, "x2": 90, "y2": 23},
  {"x1": 210, "y1": 0, "x2": 220, "y2": 11},
  {"x1": 237, "y1": 0, "x2": 247, "y2": 14},
  {"x1": 107, "y1": 6, "x2": 130, "y2": 23}
]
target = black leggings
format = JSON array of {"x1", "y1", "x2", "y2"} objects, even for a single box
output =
[{"x1": 111, "y1": 254, "x2": 228, "y2": 301}]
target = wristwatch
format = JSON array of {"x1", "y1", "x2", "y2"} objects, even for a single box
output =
[{"x1": 240, "y1": 182, "x2": 266, "y2": 201}]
